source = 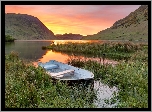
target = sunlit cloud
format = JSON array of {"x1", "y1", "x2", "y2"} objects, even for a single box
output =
[{"x1": 5, "y1": 5, "x2": 140, "y2": 36}]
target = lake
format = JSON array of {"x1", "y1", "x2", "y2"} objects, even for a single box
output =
[
  {"x1": 5, "y1": 40, "x2": 118, "y2": 108},
  {"x1": 5, "y1": 40, "x2": 118, "y2": 65}
]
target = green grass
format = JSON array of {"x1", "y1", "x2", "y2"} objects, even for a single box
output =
[
  {"x1": 65, "y1": 44, "x2": 148, "y2": 108},
  {"x1": 5, "y1": 13, "x2": 56, "y2": 40},
  {"x1": 82, "y1": 21, "x2": 148, "y2": 41},
  {"x1": 82, "y1": 5, "x2": 148, "y2": 41},
  {"x1": 5, "y1": 35, "x2": 16, "y2": 42},
  {"x1": 42, "y1": 41, "x2": 146, "y2": 61},
  {"x1": 5, "y1": 51, "x2": 96, "y2": 108},
  {"x1": 5, "y1": 41, "x2": 148, "y2": 108}
]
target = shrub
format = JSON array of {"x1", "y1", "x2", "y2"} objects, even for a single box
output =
[
  {"x1": 5, "y1": 35, "x2": 16, "y2": 42},
  {"x1": 5, "y1": 52, "x2": 96, "y2": 108}
]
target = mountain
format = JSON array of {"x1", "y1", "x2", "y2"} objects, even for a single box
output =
[
  {"x1": 83, "y1": 5, "x2": 148, "y2": 41},
  {"x1": 56, "y1": 33, "x2": 83, "y2": 40},
  {"x1": 5, "y1": 13, "x2": 57, "y2": 40}
]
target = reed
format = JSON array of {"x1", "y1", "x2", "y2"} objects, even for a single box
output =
[
  {"x1": 66, "y1": 46, "x2": 148, "y2": 108},
  {"x1": 5, "y1": 52, "x2": 96, "y2": 108},
  {"x1": 42, "y1": 41, "x2": 145, "y2": 61}
]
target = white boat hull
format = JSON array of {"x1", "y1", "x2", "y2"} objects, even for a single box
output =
[{"x1": 38, "y1": 60, "x2": 94, "y2": 81}]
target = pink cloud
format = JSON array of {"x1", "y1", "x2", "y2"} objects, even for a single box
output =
[{"x1": 5, "y1": 5, "x2": 140, "y2": 35}]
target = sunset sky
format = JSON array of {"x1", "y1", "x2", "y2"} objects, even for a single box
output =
[{"x1": 5, "y1": 5, "x2": 140, "y2": 36}]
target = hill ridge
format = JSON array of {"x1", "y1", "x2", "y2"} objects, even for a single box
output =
[
  {"x1": 5, "y1": 13, "x2": 57, "y2": 40},
  {"x1": 111, "y1": 5, "x2": 148, "y2": 29},
  {"x1": 83, "y1": 5, "x2": 148, "y2": 41}
]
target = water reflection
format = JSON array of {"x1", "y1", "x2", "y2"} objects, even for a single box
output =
[
  {"x1": 38, "y1": 50, "x2": 69, "y2": 63},
  {"x1": 5, "y1": 40, "x2": 118, "y2": 65},
  {"x1": 5, "y1": 40, "x2": 102, "y2": 62},
  {"x1": 94, "y1": 81, "x2": 118, "y2": 108},
  {"x1": 5, "y1": 40, "x2": 119, "y2": 108},
  {"x1": 5, "y1": 41, "x2": 52, "y2": 61},
  {"x1": 34, "y1": 50, "x2": 118, "y2": 67},
  {"x1": 67, "y1": 55, "x2": 118, "y2": 66},
  {"x1": 52, "y1": 40, "x2": 99, "y2": 45}
]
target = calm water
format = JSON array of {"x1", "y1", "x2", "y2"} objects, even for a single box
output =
[
  {"x1": 5, "y1": 40, "x2": 118, "y2": 108},
  {"x1": 5, "y1": 40, "x2": 118, "y2": 65}
]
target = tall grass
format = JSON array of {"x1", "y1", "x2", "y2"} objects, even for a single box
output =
[
  {"x1": 5, "y1": 51, "x2": 96, "y2": 108},
  {"x1": 66, "y1": 44, "x2": 148, "y2": 108},
  {"x1": 42, "y1": 42, "x2": 145, "y2": 61}
]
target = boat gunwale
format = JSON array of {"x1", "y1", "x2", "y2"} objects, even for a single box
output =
[{"x1": 38, "y1": 60, "x2": 94, "y2": 80}]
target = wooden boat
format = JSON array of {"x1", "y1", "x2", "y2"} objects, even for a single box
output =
[{"x1": 38, "y1": 60, "x2": 94, "y2": 85}]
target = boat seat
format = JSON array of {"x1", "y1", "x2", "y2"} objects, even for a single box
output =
[
  {"x1": 49, "y1": 69, "x2": 74, "y2": 77},
  {"x1": 43, "y1": 64, "x2": 58, "y2": 70}
]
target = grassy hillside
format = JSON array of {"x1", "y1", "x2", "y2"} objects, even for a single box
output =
[
  {"x1": 83, "y1": 5, "x2": 148, "y2": 41},
  {"x1": 5, "y1": 13, "x2": 57, "y2": 40}
]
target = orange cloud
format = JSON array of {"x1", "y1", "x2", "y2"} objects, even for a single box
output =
[{"x1": 5, "y1": 5, "x2": 140, "y2": 36}]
